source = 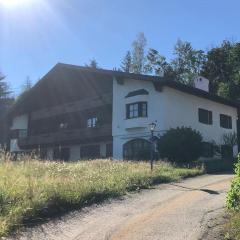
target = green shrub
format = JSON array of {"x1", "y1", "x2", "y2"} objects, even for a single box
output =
[
  {"x1": 226, "y1": 154, "x2": 240, "y2": 239},
  {"x1": 158, "y1": 127, "x2": 203, "y2": 163},
  {"x1": 227, "y1": 154, "x2": 240, "y2": 211}
]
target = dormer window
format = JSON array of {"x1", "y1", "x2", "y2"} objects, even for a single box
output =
[
  {"x1": 126, "y1": 102, "x2": 147, "y2": 119},
  {"x1": 87, "y1": 117, "x2": 98, "y2": 128}
]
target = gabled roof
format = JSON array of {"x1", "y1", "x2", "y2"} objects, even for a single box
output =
[
  {"x1": 57, "y1": 63, "x2": 240, "y2": 108},
  {"x1": 8, "y1": 63, "x2": 240, "y2": 117}
]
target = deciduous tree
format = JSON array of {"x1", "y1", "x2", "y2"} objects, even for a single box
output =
[
  {"x1": 131, "y1": 32, "x2": 147, "y2": 74},
  {"x1": 171, "y1": 39, "x2": 206, "y2": 85}
]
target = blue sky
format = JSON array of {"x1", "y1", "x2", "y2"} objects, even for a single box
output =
[{"x1": 0, "y1": 0, "x2": 239, "y2": 95}]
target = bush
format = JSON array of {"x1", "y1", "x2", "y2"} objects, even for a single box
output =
[
  {"x1": 227, "y1": 154, "x2": 240, "y2": 211},
  {"x1": 158, "y1": 127, "x2": 203, "y2": 163},
  {"x1": 226, "y1": 154, "x2": 240, "y2": 239}
]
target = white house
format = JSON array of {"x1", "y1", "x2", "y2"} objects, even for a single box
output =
[{"x1": 8, "y1": 63, "x2": 239, "y2": 161}]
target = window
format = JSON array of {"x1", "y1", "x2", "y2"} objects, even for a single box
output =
[
  {"x1": 87, "y1": 117, "x2": 98, "y2": 128},
  {"x1": 220, "y1": 114, "x2": 232, "y2": 129},
  {"x1": 126, "y1": 102, "x2": 148, "y2": 119},
  {"x1": 198, "y1": 108, "x2": 212, "y2": 125}
]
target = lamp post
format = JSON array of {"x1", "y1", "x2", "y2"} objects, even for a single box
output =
[{"x1": 149, "y1": 122, "x2": 156, "y2": 171}]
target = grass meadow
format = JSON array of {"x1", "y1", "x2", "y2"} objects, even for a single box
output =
[{"x1": 0, "y1": 153, "x2": 204, "y2": 237}]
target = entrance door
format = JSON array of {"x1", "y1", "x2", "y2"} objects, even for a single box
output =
[{"x1": 123, "y1": 139, "x2": 151, "y2": 160}]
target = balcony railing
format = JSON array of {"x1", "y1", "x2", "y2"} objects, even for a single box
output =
[{"x1": 18, "y1": 124, "x2": 112, "y2": 148}]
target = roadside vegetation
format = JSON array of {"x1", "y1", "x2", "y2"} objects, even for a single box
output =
[
  {"x1": 0, "y1": 153, "x2": 203, "y2": 237},
  {"x1": 226, "y1": 154, "x2": 240, "y2": 239}
]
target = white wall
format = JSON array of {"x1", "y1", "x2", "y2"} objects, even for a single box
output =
[
  {"x1": 70, "y1": 145, "x2": 81, "y2": 161},
  {"x1": 163, "y1": 87, "x2": 238, "y2": 145},
  {"x1": 112, "y1": 78, "x2": 238, "y2": 159},
  {"x1": 112, "y1": 78, "x2": 166, "y2": 159}
]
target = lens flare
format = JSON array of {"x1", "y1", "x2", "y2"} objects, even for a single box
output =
[{"x1": 0, "y1": 0, "x2": 30, "y2": 8}]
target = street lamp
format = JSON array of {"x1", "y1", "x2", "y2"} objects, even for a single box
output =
[{"x1": 149, "y1": 122, "x2": 156, "y2": 171}]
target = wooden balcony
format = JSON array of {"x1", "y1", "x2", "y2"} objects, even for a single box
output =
[
  {"x1": 31, "y1": 93, "x2": 112, "y2": 120},
  {"x1": 18, "y1": 124, "x2": 112, "y2": 148}
]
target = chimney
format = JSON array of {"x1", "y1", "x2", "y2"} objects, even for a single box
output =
[
  {"x1": 193, "y1": 76, "x2": 209, "y2": 92},
  {"x1": 158, "y1": 68, "x2": 164, "y2": 77}
]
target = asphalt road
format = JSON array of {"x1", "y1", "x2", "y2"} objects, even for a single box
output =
[{"x1": 10, "y1": 174, "x2": 233, "y2": 240}]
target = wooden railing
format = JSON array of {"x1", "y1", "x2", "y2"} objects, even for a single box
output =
[
  {"x1": 31, "y1": 93, "x2": 112, "y2": 120},
  {"x1": 18, "y1": 124, "x2": 112, "y2": 148}
]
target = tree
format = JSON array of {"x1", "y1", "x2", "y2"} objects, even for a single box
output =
[
  {"x1": 171, "y1": 39, "x2": 206, "y2": 85},
  {"x1": 217, "y1": 82, "x2": 230, "y2": 98},
  {"x1": 121, "y1": 51, "x2": 132, "y2": 72},
  {"x1": 21, "y1": 76, "x2": 32, "y2": 93},
  {"x1": 222, "y1": 132, "x2": 238, "y2": 149},
  {"x1": 0, "y1": 73, "x2": 14, "y2": 148},
  {"x1": 202, "y1": 40, "x2": 240, "y2": 100},
  {"x1": 17, "y1": 76, "x2": 33, "y2": 100},
  {"x1": 0, "y1": 74, "x2": 10, "y2": 99},
  {"x1": 145, "y1": 48, "x2": 176, "y2": 79},
  {"x1": 221, "y1": 132, "x2": 237, "y2": 159},
  {"x1": 85, "y1": 59, "x2": 99, "y2": 69},
  {"x1": 131, "y1": 32, "x2": 147, "y2": 74}
]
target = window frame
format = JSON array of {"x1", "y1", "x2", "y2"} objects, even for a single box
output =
[
  {"x1": 87, "y1": 117, "x2": 98, "y2": 128},
  {"x1": 220, "y1": 114, "x2": 232, "y2": 129},
  {"x1": 198, "y1": 108, "x2": 213, "y2": 125},
  {"x1": 126, "y1": 102, "x2": 148, "y2": 119}
]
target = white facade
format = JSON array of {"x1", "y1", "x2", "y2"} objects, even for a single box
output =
[{"x1": 112, "y1": 78, "x2": 238, "y2": 159}]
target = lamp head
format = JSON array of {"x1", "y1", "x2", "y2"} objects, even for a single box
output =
[{"x1": 149, "y1": 122, "x2": 156, "y2": 131}]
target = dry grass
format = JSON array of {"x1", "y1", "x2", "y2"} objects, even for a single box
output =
[
  {"x1": 0, "y1": 152, "x2": 203, "y2": 237},
  {"x1": 225, "y1": 212, "x2": 240, "y2": 240}
]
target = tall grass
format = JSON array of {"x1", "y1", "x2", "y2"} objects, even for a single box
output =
[{"x1": 0, "y1": 153, "x2": 203, "y2": 237}]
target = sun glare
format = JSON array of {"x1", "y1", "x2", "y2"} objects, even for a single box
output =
[{"x1": 0, "y1": 0, "x2": 30, "y2": 8}]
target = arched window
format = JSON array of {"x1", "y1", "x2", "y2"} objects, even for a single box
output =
[{"x1": 123, "y1": 139, "x2": 151, "y2": 161}]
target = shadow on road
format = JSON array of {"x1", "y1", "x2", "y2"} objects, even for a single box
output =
[{"x1": 168, "y1": 183, "x2": 220, "y2": 195}]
